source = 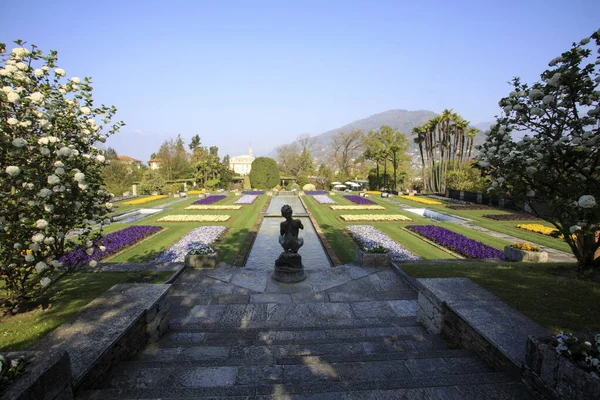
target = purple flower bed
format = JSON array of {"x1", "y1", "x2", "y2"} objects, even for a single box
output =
[
  {"x1": 483, "y1": 214, "x2": 540, "y2": 221},
  {"x1": 242, "y1": 190, "x2": 264, "y2": 195},
  {"x1": 406, "y1": 225, "x2": 504, "y2": 259},
  {"x1": 305, "y1": 190, "x2": 329, "y2": 195},
  {"x1": 59, "y1": 225, "x2": 162, "y2": 266},
  {"x1": 193, "y1": 195, "x2": 227, "y2": 205},
  {"x1": 344, "y1": 195, "x2": 376, "y2": 205},
  {"x1": 446, "y1": 205, "x2": 492, "y2": 210}
]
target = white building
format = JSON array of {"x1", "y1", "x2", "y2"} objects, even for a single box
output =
[{"x1": 229, "y1": 148, "x2": 255, "y2": 175}]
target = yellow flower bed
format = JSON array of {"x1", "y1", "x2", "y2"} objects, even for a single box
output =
[
  {"x1": 399, "y1": 196, "x2": 442, "y2": 205},
  {"x1": 185, "y1": 205, "x2": 242, "y2": 210},
  {"x1": 187, "y1": 190, "x2": 206, "y2": 195},
  {"x1": 330, "y1": 205, "x2": 386, "y2": 210},
  {"x1": 157, "y1": 215, "x2": 230, "y2": 222},
  {"x1": 516, "y1": 223, "x2": 565, "y2": 239},
  {"x1": 363, "y1": 191, "x2": 381, "y2": 195},
  {"x1": 123, "y1": 195, "x2": 167, "y2": 205},
  {"x1": 511, "y1": 242, "x2": 541, "y2": 252},
  {"x1": 340, "y1": 214, "x2": 412, "y2": 222}
]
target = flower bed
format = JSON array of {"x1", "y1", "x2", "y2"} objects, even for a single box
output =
[
  {"x1": 123, "y1": 195, "x2": 167, "y2": 205},
  {"x1": 363, "y1": 191, "x2": 382, "y2": 195},
  {"x1": 112, "y1": 194, "x2": 138, "y2": 203},
  {"x1": 185, "y1": 205, "x2": 242, "y2": 210},
  {"x1": 484, "y1": 213, "x2": 540, "y2": 221},
  {"x1": 446, "y1": 205, "x2": 492, "y2": 210},
  {"x1": 427, "y1": 195, "x2": 470, "y2": 204},
  {"x1": 340, "y1": 214, "x2": 412, "y2": 222},
  {"x1": 344, "y1": 195, "x2": 376, "y2": 205},
  {"x1": 153, "y1": 226, "x2": 227, "y2": 262},
  {"x1": 242, "y1": 190, "x2": 264, "y2": 195},
  {"x1": 59, "y1": 225, "x2": 162, "y2": 265},
  {"x1": 331, "y1": 205, "x2": 385, "y2": 210},
  {"x1": 313, "y1": 195, "x2": 336, "y2": 204},
  {"x1": 192, "y1": 195, "x2": 227, "y2": 205},
  {"x1": 406, "y1": 225, "x2": 504, "y2": 259},
  {"x1": 516, "y1": 223, "x2": 563, "y2": 238},
  {"x1": 187, "y1": 190, "x2": 206, "y2": 195},
  {"x1": 399, "y1": 196, "x2": 442, "y2": 205},
  {"x1": 156, "y1": 215, "x2": 230, "y2": 222},
  {"x1": 305, "y1": 190, "x2": 329, "y2": 195},
  {"x1": 234, "y1": 195, "x2": 257, "y2": 204},
  {"x1": 347, "y1": 225, "x2": 419, "y2": 261}
]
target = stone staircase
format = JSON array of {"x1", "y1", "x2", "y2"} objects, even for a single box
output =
[{"x1": 77, "y1": 266, "x2": 536, "y2": 399}]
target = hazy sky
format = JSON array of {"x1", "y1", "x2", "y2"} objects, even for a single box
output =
[{"x1": 2, "y1": 0, "x2": 599, "y2": 162}]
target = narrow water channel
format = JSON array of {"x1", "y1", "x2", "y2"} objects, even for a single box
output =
[{"x1": 244, "y1": 196, "x2": 331, "y2": 269}]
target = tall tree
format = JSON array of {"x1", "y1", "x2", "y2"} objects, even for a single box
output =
[
  {"x1": 330, "y1": 130, "x2": 364, "y2": 177},
  {"x1": 275, "y1": 143, "x2": 301, "y2": 175},
  {"x1": 189, "y1": 134, "x2": 201, "y2": 151},
  {"x1": 249, "y1": 157, "x2": 280, "y2": 189},
  {"x1": 412, "y1": 110, "x2": 478, "y2": 193},
  {"x1": 478, "y1": 30, "x2": 600, "y2": 271}
]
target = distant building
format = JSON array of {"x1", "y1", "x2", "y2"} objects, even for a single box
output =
[
  {"x1": 117, "y1": 155, "x2": 144, "y2": 168},
  {"x1": 229, "y1": 148, "x2": 255, "y2": 175},
  {"x1": 148, "y1": 158, "x2": 161, "y2": 170}
]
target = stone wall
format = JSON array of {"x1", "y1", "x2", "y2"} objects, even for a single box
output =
[
  {"x1": 416, "y1": 278, "x2": 548, "y2": 381},
  {"x1": 18, "y1": 284, "x2": 173, "y2": 395},
  {"x1": 1, "y1": 351, "x2": 72, "y2": 400},
  {"x1": 524, "y1": 337, "x2": 600, "y2": 400}
]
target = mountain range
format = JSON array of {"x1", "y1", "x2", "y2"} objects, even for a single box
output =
[{"x1": 272, "y1": 109, "x2": 492, "y2": 163}]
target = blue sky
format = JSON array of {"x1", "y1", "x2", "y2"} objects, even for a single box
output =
[{"x1": 2, "y1": 0, "x2": 599, "y2": 162}]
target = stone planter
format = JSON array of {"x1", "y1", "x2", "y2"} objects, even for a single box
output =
[
  {"x1": 356, "y1": 248, "x2": 391, "y2": 267},
  {"x1": 525, "y1": 337, "x2": 600, "y2": 400},
  {"x1": 184, "y1": 252, "x2": 219, "y2": 269},
  {"x1": 504, "y1": 246, "x2": 548, "y2": 262}
]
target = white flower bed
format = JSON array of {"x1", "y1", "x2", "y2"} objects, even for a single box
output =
[
  {"x1": 153, "y1": 226, "x2": 226, "y2": 262},
  {"x1": 347, "y1": 225, "x2": 420, "y2": 261},
  {"x1": 185, "y1": 205, "x2": 242, "y2": 210},
  {"x1": 157, "y1": 215, "x2": 230, "y2": 222},
  {"x1": 340, "y1": 214, "x2": 412, "y2": 222},
  {"x1": 313, "y1": 195, "x2": 336, "y2": 204},
  {"x1": 234, "y1": 195, "x2": 257, "y2": 204},
  {"x1": 331, "y1": 205, "x2": 385, "y2": 210}
]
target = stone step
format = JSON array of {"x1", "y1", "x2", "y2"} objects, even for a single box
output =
[
  {"x1": 79, "y1": 371, "x2": 520, "y2": 399},
  {"x1": 166, "y1": 289, "x2": 418, "y2": 307},
  {"x1": 166, "y1": 300, "x2": 419, "y2": 330},
  {"x1": 130, "y1": 342, "x2": 465, "y2": 366},
  {"x1": 170, "y1": 313, "x2": 420, "y2": 331},
  {"x1": 159, "y1": 326, "x2": 444, "y2": 347}
]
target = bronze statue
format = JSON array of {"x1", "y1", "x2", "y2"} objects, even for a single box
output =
[
  {"x1": 273, "y1": 204, "x2": 307, "y2": 282},
  {"x1": 278, "y1": 204, "x2": 304, "y2": 253}
]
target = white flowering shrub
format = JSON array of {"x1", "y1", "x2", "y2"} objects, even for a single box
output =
[
  {"x1": 0, "y1": 41, "x2": 123, "y2": 313},
  {"x1": 477, "y1": 29, "x2": 600, "y2": 271}
]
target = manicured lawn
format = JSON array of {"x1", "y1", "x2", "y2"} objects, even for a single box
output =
[
  {"x1": 0, "y1": 271, "x2": 172, "y2": 351},
  {"x1": 109, "y1": 195, "x2": 178, "y2": 215},
  {"x1": 394, "y1": 197, "x2": 572, "y2": 253},
  {"x1": 108, "y1": 194, "x2": 269, "y2": 264},
  {"x1": 303, "y1": 194, "x2": 509, "y2": 263},
  {"x1": 400, "y1": 261, "x2": 600, "y2": 333}
]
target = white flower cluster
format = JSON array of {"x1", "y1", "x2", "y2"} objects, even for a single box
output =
[{"x1": 0, "y1": 42, "x2": 123, "y2": 300}]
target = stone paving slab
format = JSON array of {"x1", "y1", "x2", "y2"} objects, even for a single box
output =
[{"x1": 93, "y1": 262, "x2": 185, "y2": 272}]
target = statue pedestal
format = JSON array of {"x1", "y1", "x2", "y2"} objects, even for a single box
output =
[{"x1": 272, "y1": 252, "x2": 307, "y2": 283}]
